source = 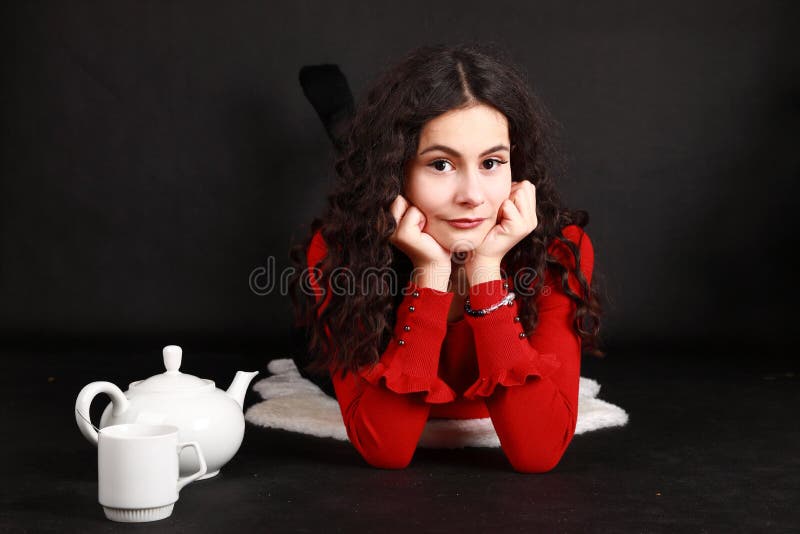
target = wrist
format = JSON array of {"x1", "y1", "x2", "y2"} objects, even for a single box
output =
[
  {"x1": 466, "y1": 259, "x2": 502, "y2": 286},
  {"x1": 467, "y1": 278, "x2": 512, "y2": 309},
  {"x1": 411, "y1": 262, "x2": 451, "y2": 292}
]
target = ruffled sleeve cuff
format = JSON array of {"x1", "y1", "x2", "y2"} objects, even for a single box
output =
[
  {"x1": 462, "y1": 279, "x2": 562, "y2": 400},
  {"x1": 357, "y1": 282, "x2": 457, "y2": 404},
  {"x1": 358, "y1": 359, "x2": 457, "y2": 404},
  {"x1": 461, "y1": 351, "x2": 562, "y2": 399}
]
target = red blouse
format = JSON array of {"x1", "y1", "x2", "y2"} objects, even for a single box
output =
[{"x1": 306, "y1": 225, "x2": 594, "y2": 472}]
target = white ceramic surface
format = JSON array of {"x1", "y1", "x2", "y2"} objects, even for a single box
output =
[
  {"x1": 75, "y1": 345, "x2": 258, "y2": 478},
  {"x1": 97, "y1": 423, "x2": 206, "y2": 522}
]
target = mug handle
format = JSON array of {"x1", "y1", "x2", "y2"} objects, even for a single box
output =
[{"x1": 176, "y1": 441, "x2": 208, "y2": 492}]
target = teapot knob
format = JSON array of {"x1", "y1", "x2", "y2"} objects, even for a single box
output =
[{"x1": 163, "y1": 345, "x2": 182, "y2": 374}]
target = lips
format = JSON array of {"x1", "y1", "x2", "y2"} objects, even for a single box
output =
[{"x1": 447, "y1": 218, "x2": 485, "y2": 229}]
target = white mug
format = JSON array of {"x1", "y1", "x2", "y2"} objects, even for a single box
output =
[{"x1": 97, "y1": 423, "x2": 207, "y2": 522}]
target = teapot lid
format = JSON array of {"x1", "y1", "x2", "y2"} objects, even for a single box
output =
[{"x1": 130, "y1": 345, "x2": 214, "y2": 392}]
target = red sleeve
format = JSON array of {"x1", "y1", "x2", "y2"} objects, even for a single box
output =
[
  {"x1": 460, "y1": 224, "x2": 595, "y2": 472},
  {"x1": 305, "y1": 230, "x2": 456, "y2": 469}
]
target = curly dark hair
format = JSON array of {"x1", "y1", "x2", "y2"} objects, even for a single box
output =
[{"x1": 288, "y1": 42, "x2": 604, "y2": 382}]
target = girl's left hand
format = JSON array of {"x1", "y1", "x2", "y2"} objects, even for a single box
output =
[{"x1": 473, "y1": 180, "x2": 538, "y2": 264}]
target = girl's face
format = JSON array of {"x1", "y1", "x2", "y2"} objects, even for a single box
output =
[{"x1": 403, "y1": 103, "x2": 513, "y2": 253}]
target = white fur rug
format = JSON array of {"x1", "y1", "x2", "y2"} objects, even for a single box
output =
[{"x1": 245, "y1": 358, "x2": 629, "y2": 448}]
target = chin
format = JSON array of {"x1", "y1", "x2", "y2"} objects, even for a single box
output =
[
  {"x1": 448, "y1": 240, "x2": 477, "y2": 253},
  {"x1": 428, "y1": 223, "x2": 489, "y2": 253},
  {"x1": 444, "y1": 230, "x2": 488, "y2": 253}
]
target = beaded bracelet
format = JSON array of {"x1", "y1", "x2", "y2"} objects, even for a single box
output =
[{"x1": 464, "y1": 291, "x2": 516, "y2": 317}]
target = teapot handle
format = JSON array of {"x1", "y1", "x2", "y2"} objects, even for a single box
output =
[{"x1": 74, "y1": 381, "x2": 130, "y2": 446}]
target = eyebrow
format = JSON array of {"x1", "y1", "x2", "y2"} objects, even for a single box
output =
[{"x1": 418, "y1": 144, "x2": 510, "y2": 158}]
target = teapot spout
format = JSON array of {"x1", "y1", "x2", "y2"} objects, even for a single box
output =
[{"x1": 226, "y1": 370, "x2": 259, "y2": 409}]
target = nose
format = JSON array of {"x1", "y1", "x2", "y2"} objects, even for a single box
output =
[{"x1": 454, "y1": 169, "x2": 485, "y2": 207}]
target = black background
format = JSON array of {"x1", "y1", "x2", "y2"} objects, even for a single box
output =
[
  {"x1": 3, "y1": 3, "x2": 799, "y2": 533},
  {"x1": 2, "y1": 1, "x2": 798, "y2": 361}
]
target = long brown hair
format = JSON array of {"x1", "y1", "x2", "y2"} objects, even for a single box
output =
[{"x1": 289, "y1": 42, "x2": 604, "y2": 380}]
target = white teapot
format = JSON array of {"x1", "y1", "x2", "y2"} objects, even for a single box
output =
[{"x1": 75, "y1": 345, "x2": 258, "y2": 479}]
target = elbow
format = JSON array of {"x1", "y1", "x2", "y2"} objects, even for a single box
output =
[
  {"x1": 360, "y1": 448, "x2": 414, "y2": 470},
  {"x1": 505, "y1": 420, "x2": 576, "y2": 474},
  {"x1": 345, "y1": 424, "x2": 417, "y2": 470},
  {"x1": 507, "y1": 447, "x2": 566, "y2": 474}
]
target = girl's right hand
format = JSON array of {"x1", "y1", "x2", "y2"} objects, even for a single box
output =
[{"x1": 389, "y1": 195, "x2": 451, "y2": 269}]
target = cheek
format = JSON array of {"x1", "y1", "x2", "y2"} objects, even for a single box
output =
[
  {"x1": 488, "y1": 184, "x2": 512, "y2": 213},
  {"x1": 406, "y1": 179, "x2": 447, "y2": 215},
  {"x1": 404, "y1": 172, "x2": 426, "y2": 206}
]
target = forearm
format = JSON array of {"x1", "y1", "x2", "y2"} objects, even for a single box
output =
[
  {"x1": 329, "y1": 283, "x2": 456, "y2": 468},
  {"x1": 463, "y1": 279, "x2": 572, "y2": 400},
  {"x1": 462, "y1": 277, "x2": 582, "y2": 473}
]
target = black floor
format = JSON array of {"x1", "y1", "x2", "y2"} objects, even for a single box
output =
[{"x1": 1, "y1": 346, "x2": 797, "y2": 533}]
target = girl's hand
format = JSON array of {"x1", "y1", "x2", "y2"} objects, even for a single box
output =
[
  {"x1": 389, "y1": 194, "x2": 451, "y2": 269},
  {"x1": 473, "y1": 180, "x2": 538, "y2": 264}
]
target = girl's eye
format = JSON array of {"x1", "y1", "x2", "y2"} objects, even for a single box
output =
[
  {"x1": 482, "y1": 158, "x2": 508, "y2": 170},
  {"x1": 430, "y1": 159, "x2": 453, "y2": 172}
]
